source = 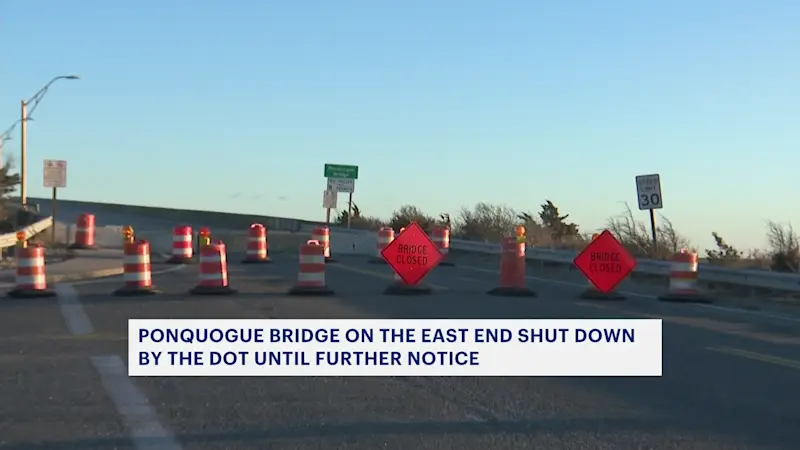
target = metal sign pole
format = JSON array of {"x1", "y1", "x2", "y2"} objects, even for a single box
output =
[
  {"x1": 51, "y1": 187, "x2": 57, "y2": 243},
  {"x1": 347, "y1": 192, "x2": 353, "y2": 229}
]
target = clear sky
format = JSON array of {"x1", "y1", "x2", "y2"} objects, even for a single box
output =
[{"x1": 2, "y1": 0, "x2": 799, "y2": 251}]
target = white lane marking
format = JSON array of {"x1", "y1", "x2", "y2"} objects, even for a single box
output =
[
  {"x1": 461, "y1": 265, "x2": 800, "y2": 323},
  {"x1": 91, "y1": 355, "x2": 183, "y2": 450},
  {"x1": 55, "y1": 283, "x2": 94, "y2": 335},
  {"x1": 71, "y1": 264, "x2": 186, "y2": 286},
  {"x1": 692, "y1": 303, "x2": 800, "y2": 323}
]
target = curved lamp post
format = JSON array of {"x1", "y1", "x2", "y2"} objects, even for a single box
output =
[{"x1": 18, "y1": 75, "x2": 80, "y2": 206}]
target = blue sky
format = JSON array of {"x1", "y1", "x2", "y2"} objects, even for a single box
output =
[{"x1": 2, "y1": 0, "x2": 799, "y2": 251}]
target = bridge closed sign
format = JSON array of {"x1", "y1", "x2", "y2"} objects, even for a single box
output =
[{"x1": 43, "y1": 159, "x2": 67, "y2": 188}]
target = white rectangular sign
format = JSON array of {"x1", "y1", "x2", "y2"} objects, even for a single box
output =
[
  {"x1": 43, "y1": 159, "x2": 67, "y2": 188},
  {"x1": 323, "y1": 189, "x2": 337, "y2": 209},
  {"x1": 327, "y1": 177, "x2": 355, "y2": 194},
  {"x1": 635, "y1": 174, "x2": 662, "y2": 210}
]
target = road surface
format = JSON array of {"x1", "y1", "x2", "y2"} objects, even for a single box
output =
[{"x1": 1, "y1": 252, "x2": 798, "y2": 449}]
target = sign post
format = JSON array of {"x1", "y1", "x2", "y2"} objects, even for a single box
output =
[
  {"x1": 322, "y1": 189, "x2": 337, "y2": 210},
  {"x1": 43, "y1": 159, "x2": 67, "y2": 243},
  {"x1": 323, "y1": 164, "x2": 358, "y2": 228},
  {"x1": 635, "y1": 174, "x2": 663, "y2": 254},
  {"x1": 573, "y1": 230, "x2": 636, "y2": 297},
  {"x1": 380, "y1": 222, "x2": 443, "y2": 295}
]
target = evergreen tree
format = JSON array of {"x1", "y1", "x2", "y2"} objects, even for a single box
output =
[
  {"x1": 0, "y1": 159, "x2": 22, "y2": 230},
  {"x1": 389, "y1": 205, "x2": 435, "y2": 231},
  {"x1": 705, "y1": 232, "x2": 742, "y2": 264},
  {"x1": 538, "y1": 200, "x2": 579, "y2": 241},
  {"x1": 0, "y1": 161, "x2": 20, "y2": 197}
]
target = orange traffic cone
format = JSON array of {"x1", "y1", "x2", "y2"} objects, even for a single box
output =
[{"x1": 487, "y1": 236, "x2": 536, "y2": 297}]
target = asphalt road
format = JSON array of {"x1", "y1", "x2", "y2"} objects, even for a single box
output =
[{"x1": 1, "y1": 252, "x2": 799, "y2": 449}]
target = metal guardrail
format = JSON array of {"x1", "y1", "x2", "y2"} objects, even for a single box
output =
[
  {"x1": 445, "y1": 237, "x2": 800, "y2": 293},
  {"x1": 315, "y1": 226, "x2": 800, "y2": 293},
  {"x1": 0, "y1": 217, "x2": 54, "y2": 248},
  {"x1": 22, "y1": 195, "x2": 800, "y2": 294}
]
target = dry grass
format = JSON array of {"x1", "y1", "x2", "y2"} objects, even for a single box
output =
[{"x1": 341, "y1": 201, "x2": 798, "y2": 272}]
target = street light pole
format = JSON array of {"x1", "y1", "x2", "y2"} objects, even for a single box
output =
[{"x1": 18, "y1": 75, "x2": 79, "y2": 207}]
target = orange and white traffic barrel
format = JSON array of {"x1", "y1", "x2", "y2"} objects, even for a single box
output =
[
  {"x1": 167, "y1": 225, "x2": 194, "y2": 264},
  {"x1": 8, "y1": 236, "x2": 55, "y2": 298},
  {"x1": 114, "y1": 240, "x2": 160, "y2": 296},
  {"x1": 312, "y1": 226, "x2": 334, "y2": 262},
  {"x1": 288, "y1": 240, "x2": 333, "y2": 296},
  {"x1": 578, "y1": 233, "x2": 625, "y2": 300},
  {"x1": 658, "y1": 250, "x2": 712, "y2": 303},
  {"x1": 487, "y1": 235, "x2": 536, "y2": 297},
  {"x1": 69, "y1": 213, "x2": 96, "y2": 250},
  {"x1": 242, "y1": 223, "x2": 270, "y2": 263},
  {"x1": 370, "y1": 227, "x2": 394, "y2": 264},
  {"x1": 189, "y1": 241, "x2": 237, "y2": 295},
  {"x1": 431, "y1": 226, "x2": 453, "y2": 266}
]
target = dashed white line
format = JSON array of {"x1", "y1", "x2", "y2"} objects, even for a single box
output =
[
  {"x1": 54, "y1": 283, "x2": 94, "y2": 335},
  {"x1": 55, "y1": 280, "x2": 183, "y2": 449},
  {"x1": 91, "y1": 355, "x2": 183, "y2": 450},
  {"x1": 693, "y1": 303, "x2": 800, "y2": 323}
]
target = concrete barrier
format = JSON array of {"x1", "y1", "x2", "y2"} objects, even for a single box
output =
[{"x1": 29, "y1": 198, "x2": 307, "y2": 232}]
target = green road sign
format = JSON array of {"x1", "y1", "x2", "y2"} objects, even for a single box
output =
[{"x1": 324, "y1": 164, "x2": 359, "y2": 180}]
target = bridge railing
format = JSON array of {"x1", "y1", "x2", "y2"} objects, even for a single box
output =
[
  {"x1": 0, "y1": 216, "x2": 54, "y2": 248},
  {"x1": 445, "y1": 237, "x2": 800, "y2": 293},
  {"x1": 20, "y1": 197, "x2": 800, "y2": 294},
  {"x1": 315, "y1": 226, "x2": 800, "y2": 293}
]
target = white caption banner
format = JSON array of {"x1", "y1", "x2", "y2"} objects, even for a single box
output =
[{"x1": 129, "y1": 319, "x2": 662, "y2": 377}]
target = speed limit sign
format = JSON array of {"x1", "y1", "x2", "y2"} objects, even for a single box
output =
[{"x1": 635, "y1": 174, "x2": 663, "y2": 210}]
